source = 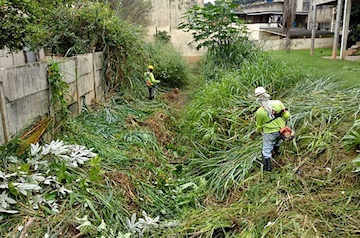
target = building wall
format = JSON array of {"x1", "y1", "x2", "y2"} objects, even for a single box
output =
[
  {"x1": 243, "y1": 2, "x2": 283, "y2": 13},
  {"x1": 246, "y1": 23, "x2": 333, "y2": 50},
  {"x1": 147, "y1": 0, "x2": 204, "y2": 56},
  {"x1": 258, "y1": 37, "x2": 334, "y2": 50}
]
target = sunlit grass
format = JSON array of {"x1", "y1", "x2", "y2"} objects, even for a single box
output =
[{"x1": 268, "y1": 48, "x2": 360, "y2": 88}]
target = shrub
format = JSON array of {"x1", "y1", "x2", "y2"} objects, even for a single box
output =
[{"x1": 143, "y1": 41, "x2": 191, "y2": 88}]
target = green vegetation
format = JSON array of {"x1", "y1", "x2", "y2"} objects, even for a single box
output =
[
  {"x1": 268, "y1": 48, "x2": 360, "y2": 88},
  {"x1": 179, "y1": 0, "x2": 247, "y2": 51},
  {"x1": 1, "y1": 1, "x2": 360, "y2": 237},
  {"x1": 47, "y1": 59, "x2": 70, "y2": 125},
  {"x1": 0, "y1": 0, "x2": 36, "y2": 51}
]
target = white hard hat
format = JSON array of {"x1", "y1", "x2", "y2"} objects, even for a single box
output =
[{"x1": 254, "y1": 86, "x2": 266, "y2": 97}]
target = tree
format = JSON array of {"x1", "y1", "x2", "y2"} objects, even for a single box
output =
[
  {"x1": 0, "y1": 0, "x2": 35, "y2": 52},
  {"x1": 282, "y1": 0, "x2": 296, "y2": 52},
  {"x1": 178, "y1": 0, "x2": 248, "y2": 51},
  {"x1": 349, "y1": 5, "x2": 360, "y2": 45}
]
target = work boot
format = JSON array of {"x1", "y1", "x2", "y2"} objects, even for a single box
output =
[
  {"x1": 262, "y1": 155, "x2": 271, "y2": 171},
  {"x1": 272, "y1": 146, "x2": 280, "y2": 158}
]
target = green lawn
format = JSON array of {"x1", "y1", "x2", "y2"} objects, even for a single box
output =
[{"x1": 268, "y1": 48, "x2": 360, "y2": 88}]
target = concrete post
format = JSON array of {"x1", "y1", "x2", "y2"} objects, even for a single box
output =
[
  {"x1": 75, "y1": 57, "x2": 81, "y2": 115},
  {"x1": 310, "y1": 2, "x2": 317, "y2": 56},
  {"x1": 92, "y1": 49, "x2": 97, "y2": 100},
  {"x1": 47, "y1": 61, "x2": 55, "y2": 135},
  {"x1": 0, "y1": 82, "x2": 10, "y2": 142},
  {"x1": 331, "y1": 0, "x2": 343, "y2": 59},
  {"x1": 340, "y1": 0, "x2": 352, "y2": 59}
]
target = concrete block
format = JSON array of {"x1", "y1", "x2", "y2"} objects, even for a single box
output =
[
  {"x1": 84, "y1": 90, "x2": 95, "y2": 106},
  {"x1": 65, "y1": 81, "x2": 77, "y2": 105},
  {"x1": 38, "y1": 49, "x2": 46, "y2": 61},
  {"x1": 94, "y1": 52, "x2": 103, "y2": 70},
  {"x1": 59, "y1": 59, "x2": 76, "y2": 84},
  {"x1": 25, "y1": 50, "x2": 37, "y2": 63},
  {"x1": 76, "y1": 53, "x2": 93, "y2": 76},
  {"x1": 0, "y1": 106, "x2": 5, "y2": 144},
  {"x1": 0, "y1": 56, "x2": 14, "y2": 69},
  {"x1": 6, "y1": 90, "x2": 49, "y2": 137},
  {"x1": 1, "y1": 62, "x2": 48, "y2": 102},
  {"x1": 68, "y1": 102, "x2": 79, "y2": 117},
  {"x1": 12, "y1": 52, "x2": 26, "y2": 66},
  {"x1": 96, "y1": 85, "x2": 104, "y2": 101},
  {"x1": 78, "y1": 72, "x2": 94, "y2": 96},
  {"x1": 94, "y1": 69, "x2": 103, "y2": 88}
]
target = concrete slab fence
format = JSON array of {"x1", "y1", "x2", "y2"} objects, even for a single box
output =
[{"x1": 0, "y1": 52, "x2": 105, "y2": 145}]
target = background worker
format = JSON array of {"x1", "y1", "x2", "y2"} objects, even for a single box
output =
[
  {"x1": 144, "y1": 65, "x2": 160, "y2": 100},
  {"x1": 254, "y1": 86, "x2": 290, "y2": 171}
]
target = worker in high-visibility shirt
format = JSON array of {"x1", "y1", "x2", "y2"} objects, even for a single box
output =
[
  {"x1": 144, "y1": 65, "x2": 160, "y2": 100},
  {"x1": 254, "y1": 86, "x2": 290, "y2": 171}
]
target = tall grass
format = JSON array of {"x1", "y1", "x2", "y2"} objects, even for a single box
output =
[{"x1": 178, "y1": 42, "x2": 360, "y2": 207}]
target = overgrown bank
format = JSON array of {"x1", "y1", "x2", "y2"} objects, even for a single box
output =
[
  {"x1": 1, "y1": 1, "x2": 360, "y2": 237},
  {"x1": 1, "y1": 43, "x2": 360, "y2": 237}
]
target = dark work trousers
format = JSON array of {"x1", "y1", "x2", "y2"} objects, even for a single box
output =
[{"x1": 148, "y1": 85, "x2": 157, "y2": 100}]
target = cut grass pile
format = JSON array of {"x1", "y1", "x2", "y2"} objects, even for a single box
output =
[{"x1": 172, "y1": 49, "x2": 360, "y2": 237}]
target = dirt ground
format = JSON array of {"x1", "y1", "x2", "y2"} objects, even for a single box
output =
[{"x1": 185, "y1": 55, "x2": 202, "y2": 64}]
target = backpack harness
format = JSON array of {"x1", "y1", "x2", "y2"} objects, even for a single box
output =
[{"x1": 265, "y1": 108, "x2": 288, "y2": 124}]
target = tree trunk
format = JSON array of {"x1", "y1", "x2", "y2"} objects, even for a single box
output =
[{"x1": 283, "y1": 0, "x2": 297, "y2": 52}]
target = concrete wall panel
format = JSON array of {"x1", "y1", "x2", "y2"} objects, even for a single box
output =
[
  {"x1": 78, "y1": 73, "x2": 94, "y2": 96},
  {"x1": 0, "y1": 86, "x2": 5, "y2": 144},
  {"x1": 0, "y1": 113, "x2": 5, "y2": 144},
  {"x1": 94, "y1": 70, "x2": 103, "y2": 88},
  {"x1": 12, "y1": 52, "x2": 26, "y2": 66},
  {"x1": 84, "y1": 90, "x2": 95, "y2": 106},
  {"x1": 77, "y1": 53, "x2": 93, "y2": 76},
  {"x1": 65, "y1": 81, "x2": 77, "y2": 105},
  {"x1": 59, "y1": 59, "x2": 76, "y2": 84},
  {"x1": 0, "y1": 49, "x2": 7, "y2": 57},
  {"x1": 259, "y1": 37, "x2": 333, "y2": 50},
  {"x1": 6, "y1": 90, "x2": 49, "y2": 137},
  {"x1": 68, "y1": 102, "x2": 79, "y2": 116},
  {"x1": 0, "y1": 57, "x2": 14, "y2": 69},
  {"x1": 1, "y1": 63, "x2": 48, "y2": 102},
  {"x1": 0, "y1": 52, "x2": 104, "y2": 144},
  {"x1": 96, "y1": 85, "x2": 104, "y2": 100},
  {"x1": 94, "y1": 52, "x2": 103, "y2": 71}
]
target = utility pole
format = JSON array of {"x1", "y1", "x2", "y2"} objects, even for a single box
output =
[
  {"x1": 310, "y1": 1, "x2": 317, "y2": 56},
  {"x1": 339, "y1": 0, "x2": 352, "y2": 59},
  {"x1": 331, "y1": 0, "x2": 343, "y2": 59}
]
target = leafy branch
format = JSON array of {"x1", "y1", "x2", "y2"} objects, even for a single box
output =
[
  {"x1": 47, "y1": 59, "x2": 69, "y2": 125},
  {"x1": 178, "y1": 0, "x2": 248, "y2": 50}
]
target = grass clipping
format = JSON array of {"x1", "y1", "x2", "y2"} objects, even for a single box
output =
[{"x1": 177, "y1": 76, "x2": 360, "y2": 237}]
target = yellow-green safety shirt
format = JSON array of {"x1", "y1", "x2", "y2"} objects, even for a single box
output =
[
  {"x1": 255, "y1": 100, "x2": 290, "y2": 134},
  {"x1": 144, "y1": 72, "x2": 160, "y2": 87}
]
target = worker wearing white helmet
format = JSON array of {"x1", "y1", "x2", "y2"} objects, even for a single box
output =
[{"x1": 254, "y1": 86, "x2": 291, "y2": 171}]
